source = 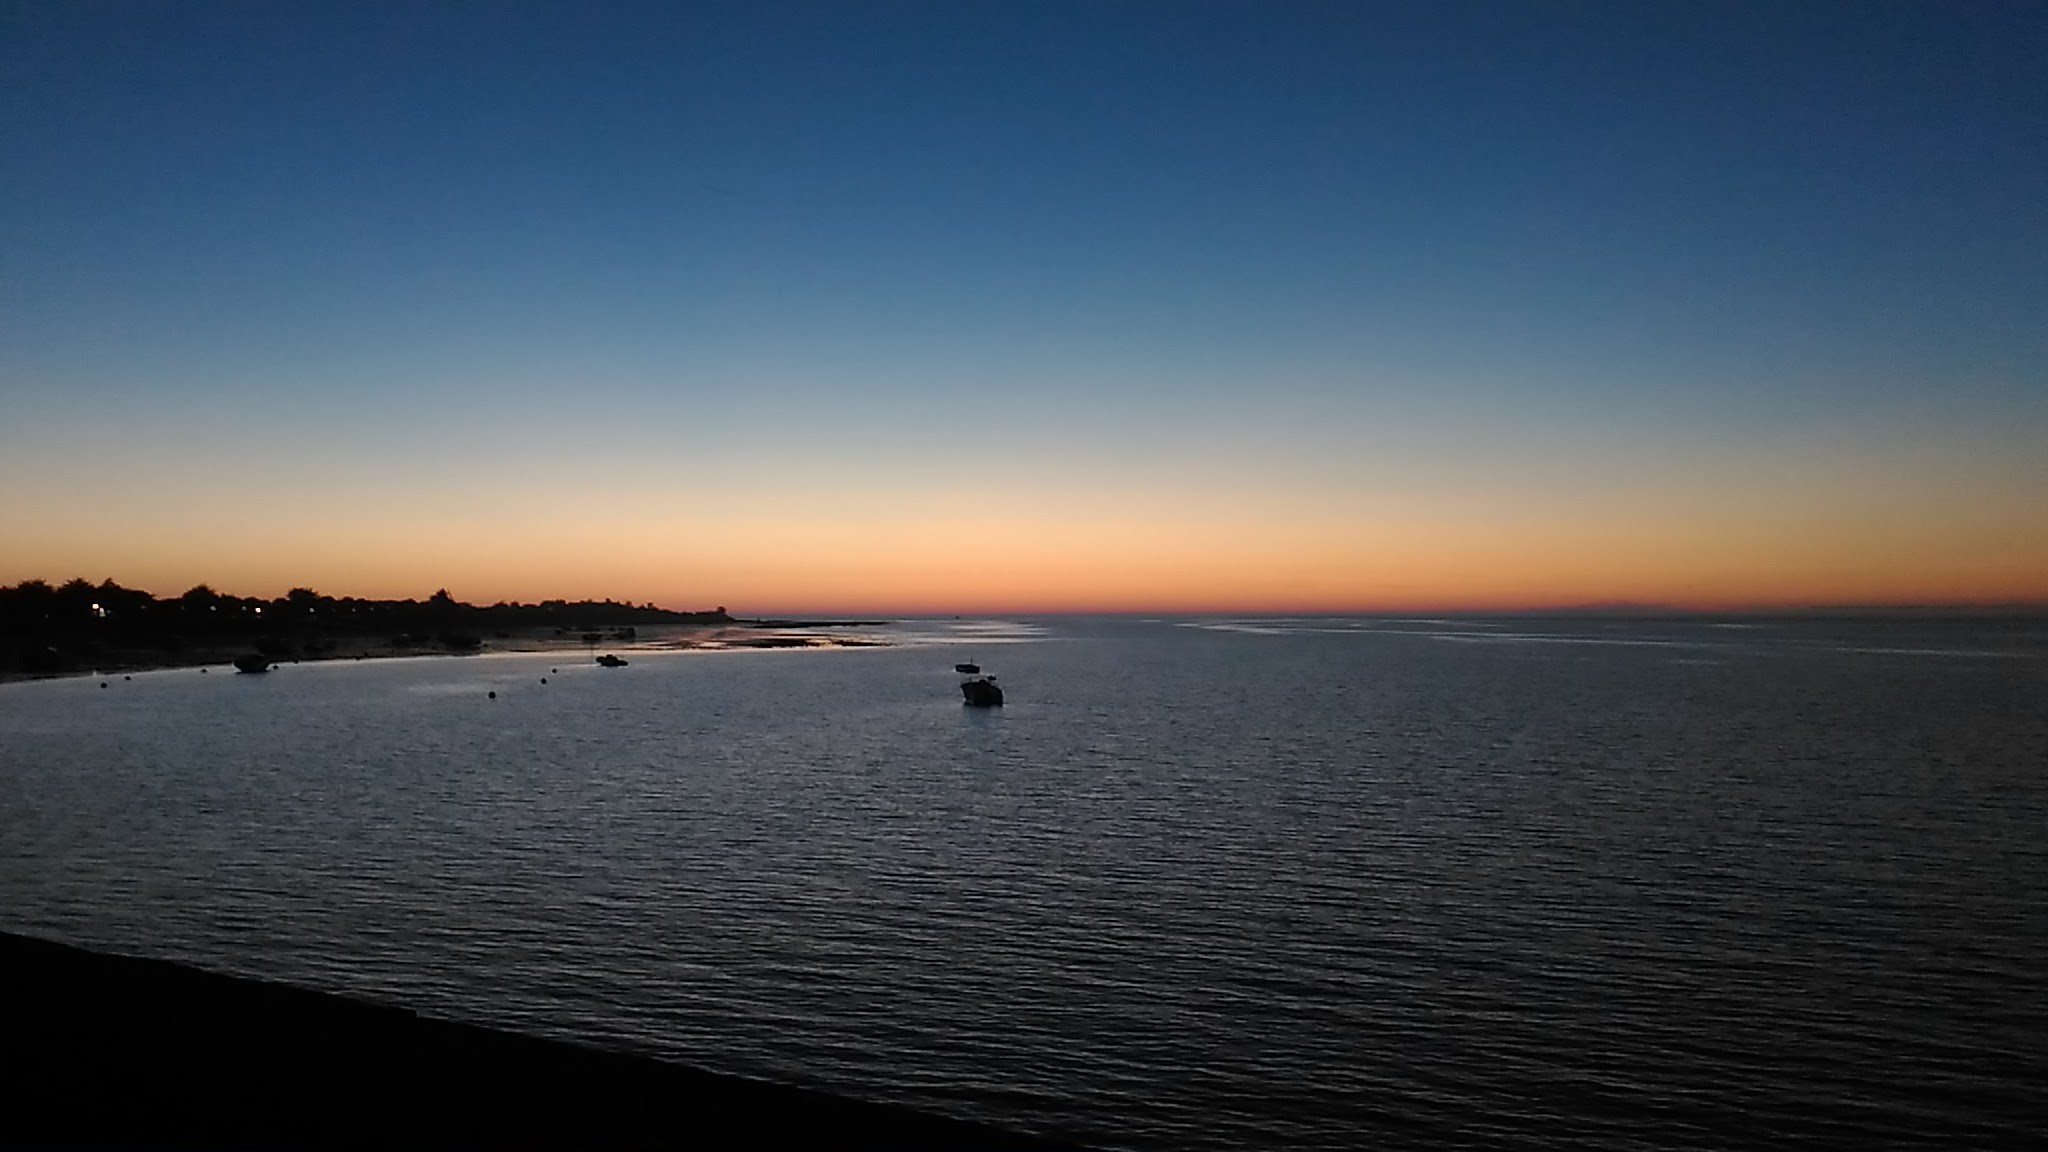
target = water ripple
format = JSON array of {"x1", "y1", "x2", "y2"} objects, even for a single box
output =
[{"x1": 3, "y1": 618, "x2": 2045, "y2": 1149}]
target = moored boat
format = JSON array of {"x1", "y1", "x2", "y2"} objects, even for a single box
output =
[{"x1": 960, "y1": 670, "x2": 1003, "y2": 707}]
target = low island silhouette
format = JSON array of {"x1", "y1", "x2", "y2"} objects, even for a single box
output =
[{"x1": 0, "y1": 578, "x2": 882, "y2": 679}]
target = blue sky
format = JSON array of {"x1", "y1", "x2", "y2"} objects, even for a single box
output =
[{"x1": 4, "y1": 1, "x2": 2044, "y2": 609}]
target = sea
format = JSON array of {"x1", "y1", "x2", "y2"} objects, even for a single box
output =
[{"x1": 3, "y1": 615, "x2": 2044, "y2": 1150}]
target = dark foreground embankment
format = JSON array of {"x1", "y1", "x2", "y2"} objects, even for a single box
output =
[{"x1": 2, "y1": 931, "x2": 1078, "y2": 1150}]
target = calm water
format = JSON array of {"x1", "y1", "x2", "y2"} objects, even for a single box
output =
[{"x1": 3, "y1": 616, "x2": 2045, "y2": 1149}]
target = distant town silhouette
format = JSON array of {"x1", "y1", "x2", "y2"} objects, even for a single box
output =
[{"x1": 0, "y1": 579, "x2": 731, "y2": 677}]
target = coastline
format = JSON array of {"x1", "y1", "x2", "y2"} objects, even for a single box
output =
[
  {"x1": 2, "y1": 929, "x2": 1077, "y2": 1150},
  {"x1": 0, "y1": 621, "x2": 890, "y2": 686}
]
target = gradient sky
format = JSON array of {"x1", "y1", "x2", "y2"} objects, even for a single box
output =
[{"x1": 4, "y1": 1, "x2": 2044, "y2": 613}]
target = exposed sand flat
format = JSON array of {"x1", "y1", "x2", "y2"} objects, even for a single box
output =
[{"x1": 0, "y1": 622, "x2": 888, "y2": 684}]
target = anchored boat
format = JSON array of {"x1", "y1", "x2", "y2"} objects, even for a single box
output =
[{"x1": 957, "y1": 662, "x2": 1003, "y2": 707}]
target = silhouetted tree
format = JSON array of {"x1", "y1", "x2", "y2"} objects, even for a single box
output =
[{"x1": 56, "y1": 578, "x2": 97, "y2": 615}]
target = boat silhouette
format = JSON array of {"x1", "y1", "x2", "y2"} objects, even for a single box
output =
[{"x1": 959, "y1": 662, "x2": 1003, "y2": 707}]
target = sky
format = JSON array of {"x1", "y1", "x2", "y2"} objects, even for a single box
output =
[{"x1": 3, "y1": 1, "x2": 2044, "y2": 613}]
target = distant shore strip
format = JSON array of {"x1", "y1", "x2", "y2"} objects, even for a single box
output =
[{"x1": 0, "y1": 576, "x2": 889, "y2": 682}]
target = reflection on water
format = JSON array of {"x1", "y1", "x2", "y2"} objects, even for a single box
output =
[{"x1": 2, "y1": 616, "x2": 2044, "y2": 1150}]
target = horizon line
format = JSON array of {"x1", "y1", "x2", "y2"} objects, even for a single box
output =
[{"x1": 7, "y1": 577, "x2": 2046, "y2": 619}]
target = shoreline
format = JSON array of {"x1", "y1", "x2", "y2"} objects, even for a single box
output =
[
  {"x1": 0, "y1": 621, "x2": 892, "y2": 686},
  {"x1": 2, "y1": 928, "x2": 1077, "y2": 1150}
]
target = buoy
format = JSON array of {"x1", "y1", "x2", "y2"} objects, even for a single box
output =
[
  {"x1": 124, "y1": 675, "x2": 132, "y2": 681},
  {"x1": 488, "y1": 691, "x2": 497, "y2": 699},
  {"x1": 100, "y1": 682, "x2": 108, "y2": 689},
  {"x1": 200, "y1": 668, "x2": 208, "y2": 674},
  {"x1": 540, "y1": 677, "x2": 548, "y2": 684}
]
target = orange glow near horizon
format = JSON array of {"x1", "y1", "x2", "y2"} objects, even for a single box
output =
[
  {"x1": 5, "y1": 407, "x2": 2044, "y2": 615},
  {"x1": 6, "y1": 495, "x2": 2045, "y2": 615}
]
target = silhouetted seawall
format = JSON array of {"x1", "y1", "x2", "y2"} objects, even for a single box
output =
[{"x1": 2, "y1": 930, "x2": 1079, "y2": 1150}]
